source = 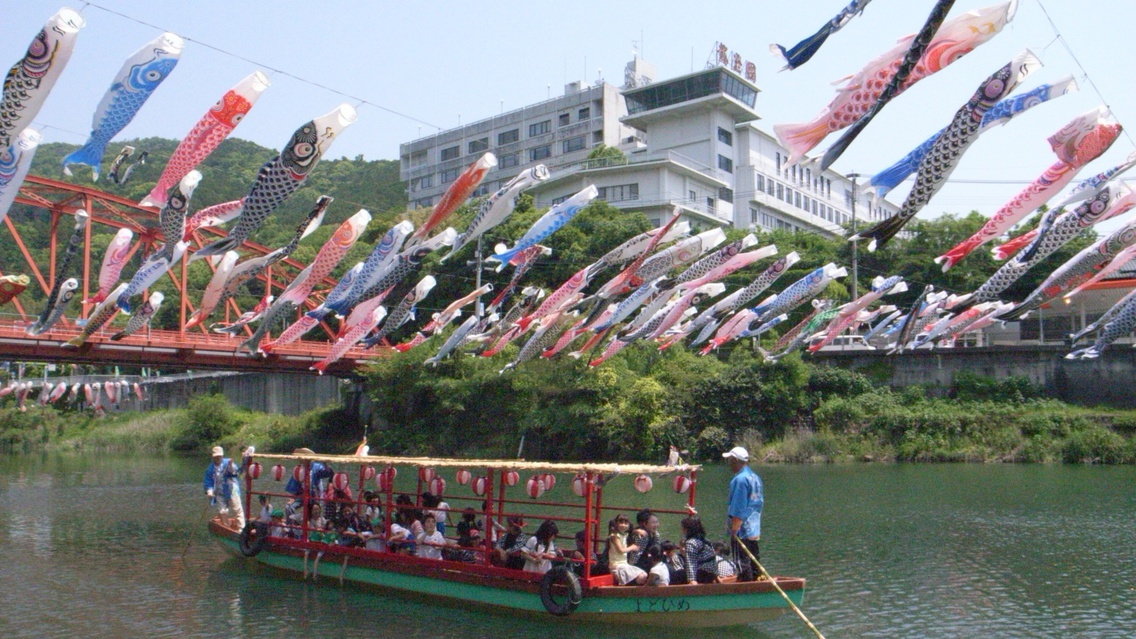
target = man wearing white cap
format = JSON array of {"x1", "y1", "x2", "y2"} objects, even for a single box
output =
[
  {"x1": 722, "y1": 446, "x2": 762, "y2": 581},
  {"x1": 204, "y1": 445, "x2": 245, "y2": 529}
]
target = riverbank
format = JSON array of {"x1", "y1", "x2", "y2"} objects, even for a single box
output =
[{"x1": 4, "y1": 381, "x2": 1136, "y2": 463}]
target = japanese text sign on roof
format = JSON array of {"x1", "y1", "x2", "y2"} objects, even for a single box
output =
[{"x1": 712, "y1": 42, "x2": 757, "y2": 82}]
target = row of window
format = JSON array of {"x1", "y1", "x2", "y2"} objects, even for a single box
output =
[
  {"x1": 412, "y1": 134, "x2": 600, "y2": 192},
  {"x1": 773, "y1": 152, "x2": 833, "y2": 199},
  {"x1": 757, "y1": 173, "x2": 847, "y2": 225},
  {"x1": 750, "y1": 207, "x2": 805, "y2": 233}
]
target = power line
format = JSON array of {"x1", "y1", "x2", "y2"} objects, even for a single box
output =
[{"x1": 80, "y1": 2, "x2": 443, "y2": 132}]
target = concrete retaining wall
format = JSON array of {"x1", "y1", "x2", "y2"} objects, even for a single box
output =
[{"x1": 812, "y1": 346, "x2": 1136, "y2": 408}]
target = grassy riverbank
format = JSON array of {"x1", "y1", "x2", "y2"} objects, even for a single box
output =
[{"x1": 4, "y1": 354, "x2": 1136, "y2": 464}]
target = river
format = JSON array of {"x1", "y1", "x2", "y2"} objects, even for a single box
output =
[{"x1": 0, "y1": 454, "x2": 1133, "y2": 638}]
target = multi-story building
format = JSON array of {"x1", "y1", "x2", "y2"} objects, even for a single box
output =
[{"x1": 399, "y1": 56, "x2": 898, "y2": 238}]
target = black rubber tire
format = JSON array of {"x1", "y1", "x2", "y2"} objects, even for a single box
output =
[
  {"x1": 539, "y1": 565, "x2": 582, "y2": 616},
  {"x1": 239, "y1": 521, "x2": 269, "y2": 557}
]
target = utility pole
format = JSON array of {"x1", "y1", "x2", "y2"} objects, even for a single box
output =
[{"x1": 846, "y1": 173, "x2": 860, "y2": 301}]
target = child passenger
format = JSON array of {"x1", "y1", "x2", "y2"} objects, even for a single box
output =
[
  {"x1": 645, "y1": 546, "x2": 669, "y2": 586},
  {"x1": 608, "y1": 514, "x2": 648, "y2": 585},
  {"x1": 522, "y1": 520, "x2": 560, "y2": 574},
  {"x1": 416, "y1": 514, "x2": 446, "y2": 560}
]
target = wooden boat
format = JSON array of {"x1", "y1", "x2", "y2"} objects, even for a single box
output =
[{"x1": 209, "y1": 451, "x2": 806, "y2": 627}]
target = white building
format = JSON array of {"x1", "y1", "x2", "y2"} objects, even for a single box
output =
[{"x1": 399, "y1": 56, "x2": 898, "y2": 237}]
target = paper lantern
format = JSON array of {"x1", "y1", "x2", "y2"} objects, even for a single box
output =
[
  {"x1": 361, "y1": 465, "x2": 376, "y2": 481},
  {"x1": 472, "y1": 476, "x2": 489, "y2": 496},
  {"x1": 503, "y1": 470, "x2": 520, "y2": 487},
  {"x1": 526, "y1": 476, "x2": 546, "y2": 499},
  {"x1": 377, "y1": 467, "x2": 395, "y2": 492},
  {"x1": 672, "y1": 474, "x2": 692, "y2": 494},
  {"x1": 455, "y1": 469, "x2": 472, "y2": 485},
  {"x1": 634, "y1": 474, "x2": 653, "y2": 493},
  {"x1": 419, "y1": 467, "x2": 436, "y2": 484},
  {"x1": 292, "y1": 465, "x2": 307, "y2": 483},
  {"x1": 429, "y1": 476, "x2": 447, "y2": 496},
  {"x1": 333, "y1": 472, "x2": 350, "y2": 492},
  {"x1": 571, "y1": 474, "x2": 587, "y2": 497},
  {"x1": 246, "y1": 462, "x2": 261, "y2": 480},
  {"x1": 271, "y1": 464, "x2": 286, "y2": 481},
  {"x1": 542, "y1": 473, "x2": 556, "y2": 490}
]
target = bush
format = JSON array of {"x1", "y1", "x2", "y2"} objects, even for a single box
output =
[
  {"x1": 952, "y1": 371, "x2": 1040, "y2": 404},
  {"x1": 1062, "y1": 426, "x2": 1129, "y2": 464},
  {"x1": 169, "y1": 394, "x2": 244, "y2": 452}
]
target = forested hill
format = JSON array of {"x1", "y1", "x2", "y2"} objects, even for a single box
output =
[{"x1": 20, "y1": 137, "x2": 408, "y2": 246}]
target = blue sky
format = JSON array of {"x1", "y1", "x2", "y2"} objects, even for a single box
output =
[{"x1": 7, "y1": 0, "x2": 1136, "y2": 224}]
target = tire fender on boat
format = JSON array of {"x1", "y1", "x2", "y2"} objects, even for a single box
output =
[
  {"x1": 539, "y1": 566, "x2": 582, "y2": 616},
  {"x1": 239, "y1": 521, "x2": 269, "y2": 557}
]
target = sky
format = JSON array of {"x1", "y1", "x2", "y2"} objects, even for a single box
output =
[{"x1": 7, "y1": 0, "x2": 1136, "y2": 226}]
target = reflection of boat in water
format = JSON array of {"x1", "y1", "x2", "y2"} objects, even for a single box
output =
[{"x1": 210, "y1": 452, "x2": 806, "y2": 627}]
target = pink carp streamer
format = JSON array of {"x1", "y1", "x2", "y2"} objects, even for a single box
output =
[
  {"x1": 141, "y1": 72, "x2": 269, "y2": 208},
  {"x1": 84, "y1": 227, "x2": 134, "y2": 304},
  {"x1": 936, "y1": 108, "x2": 1122, "y2": 271},
  {"x1": 774, "y1": 1, "x2": 1016, "y2": 165}
]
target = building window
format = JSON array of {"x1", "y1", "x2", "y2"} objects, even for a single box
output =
[
  {"x1": 415, "y1": 197, "x2": 433, "y2": 208},
  {"x1": 562, "y1": 136, "x2": 586, "y2": 153},
  {"x1": 756, "y1": 174, "x2": 765, "y2": 193},
  {"x1": 558, "y1": 113, "x2": 570, "y2": 127},
  {"x1": 499, "y1": 152, "x2": 519, "y2": 169},
  {"x1": 750, "y1": 207, "x2": 758, "y2": 225},
  {"x1": 718, "y1": 187, "x2": 733, "y2": 203},
  {"x1": 551, "y1": 194, "x2": 571, "y2": 206},
  {"x1": 468, "y1": 137, "x2": 488, "y2": 154},
  {"x1": 717, "y1": 127, "x2": 733, "y2": 146},
  {"x1": 776, "y1": 152, "x2": 782, "y2": 175},
  {"x1": 718, "y1": 154, "x2": 733, "y2": 173},
  {"x1": 689, "y1": 190, "x2": 697, "y2": 201},
  {"x1": 497, "y1": 129, "x2": 519, "y2": 145},
  {"x1": 597, "y1": 183, "x2": 639, "y2": 202},
  {"x1": 579, "y1": 107, "x2": 590, "y2": 120},
  {"x1": 706, "y1": 196, "x2": 715, "y2": 212},
  {"x1": 776, "y1": 183, "x2": 783, "y2": 200},
  {"x1": 409, "y1": 150, "x2": 427, "y2": 167},
  {"x1": 593, "y1": 130, "x2": 604, "y2": 143},
  {"x1": 440, "y1": 145, "x2": 459, "y2": 161},
  {"x1": 440, "y1": 168, "x2": 459, "y2": 183},
  {"x1": 529, "y1": 145, "x2": 551, "y2": 161},
  {"x1": 472, "y1": 184, "x2": 489, "y2": 197},
  {"x1": 795, "y1": 192, "x2": 802, "y2": 208},
  {"x1": 411, "y1": 174, "x2": 433, "y2": 191},
  {"x1": 529, "y1": 120, "x2": 551, "y2": 137},
  {"x1": 767, "y1": 179, "x2": 776, "y2": 195},
  {"x1": 803, "y1": 195, "x2": 810, "y2": 211}
]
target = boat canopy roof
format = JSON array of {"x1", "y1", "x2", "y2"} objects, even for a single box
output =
[{"x1": 253, "y1": 451, "x2": 699, "y2": 475}]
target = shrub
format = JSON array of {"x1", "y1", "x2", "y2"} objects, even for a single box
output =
[
  {"x1": 1062, "y1": 426, "x2": 1129, "y2": 464},
  {"x1": 952, "y1": 371, "x2": 1040, "y2": 404},
  {"x1": 169, "y1": 394, "x2": 244, "y2": 452}
]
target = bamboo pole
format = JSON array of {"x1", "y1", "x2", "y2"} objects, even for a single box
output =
[{"x1": 733, "y1": 535, "x2": 826, "y2": 639}]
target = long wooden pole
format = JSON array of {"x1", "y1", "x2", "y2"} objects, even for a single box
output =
[{"x1": 733, "y1": 535, "x2": 827, "y2": 639}]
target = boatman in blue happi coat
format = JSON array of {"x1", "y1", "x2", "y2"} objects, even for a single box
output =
[
  {"x1": 723, "y1": 446, "x2": 762, "y2": 581},
  {"x1": 204, "y1": 445, "x2": 245, "y2": 529}
]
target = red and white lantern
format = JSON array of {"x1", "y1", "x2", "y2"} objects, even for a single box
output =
[
  {"x1": 541, "y1": 473, "x2": 557, "y2": 491},
  {"x1": 634, "y1": 474, "x2": 653, "y2": 493},
  {"x1": 526, "y1": 475, "x2": 546, "y2": 499},
  {"x1": 271, "y1": 464, "x2": 286, "y2": 481},
  {"x1": 455, "y1": 469, "x2": 472, "y2": 485},
  {"x1": 246, "y1": 462, "x2": 262, "y2": 480},
  {"x1": 472, "y1": 476, "x2": 489, "y2": 496},
  {"x1": 419, "y1": 467, "x2": 436, "y2": 484},
  {"x1": 571, "y1": 473, "x2": 587, "y2": 497},
  {"x1": 672, "y1": 474, "x2": 692, "y2": 494},
  {"x1": 429, "y1": 476, "x2": 447, "y2": 496},
  {"x1": 361, "y1": 465, "x2": 376, "y2": 481},
  {"x1": 377, "y1": 467, "x2": 396, "y2": 492},
  {"x1": 333, "y1": 472, "x2": 350, "y2": 492},
  {"x1": 503, "y1": 470, "x2": 519, "y2": 487},
  {"x1": 292, "y1": 465, "x2": 307, "y2": 483}
]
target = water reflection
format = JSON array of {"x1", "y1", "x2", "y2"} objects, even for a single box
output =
[{"x1": 1, "y1": 454, "x2": 1135, "y2": 638}]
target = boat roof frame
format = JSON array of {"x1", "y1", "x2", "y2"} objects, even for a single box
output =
[{"x1": 253, "y1": 452, "x2": 699, "y2": 476}]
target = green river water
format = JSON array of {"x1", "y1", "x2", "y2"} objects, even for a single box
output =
[{"x1": 0, "y1": 454, "x2": 1133, "y2": 638}]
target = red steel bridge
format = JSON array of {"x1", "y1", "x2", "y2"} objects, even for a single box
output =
[{"x1": 0, "y1": 175, "x2": 377, "y2": 376}]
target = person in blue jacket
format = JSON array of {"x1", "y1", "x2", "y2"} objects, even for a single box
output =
[
  {"x1": 723, "y1": 446, "x2": 763, "y2": 581},
  {"x1": 204, "y1": 445, "x2": 245, "y2": 529}
]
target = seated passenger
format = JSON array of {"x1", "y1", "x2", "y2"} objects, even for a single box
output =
[
  {"x1": 422, "y1": 491, "x2": 451, "y2": 536},
  {"x1": 308, "y1": 504, "x2": 328, "y2": 543},
  {"x1": 492, "y1": 515, "x2": 529, "y2": 570},
  {"x1": 257, "y1": 494, "x2": 273, "y2": 524},
  {"x1": 628, "y1": 509, "x2": 661, "y2": 571},
  {"x1": 644, "y1": 546, "x2": 669, "y2": 586},
  {"x1": 712, "y1": 541, "x2": 739, "y2": 583},
  {"x1": 661, "y1": 541, "x2": 685, "y2": 584},
  {"x1": 608, "y1": 514, "x2": 648, "y2": 585},
  {"x1": 680, "y1": 516, "x2": 717, "y2": 584},
  {"x1": 569, "y1": 529, "x2": 603, "y2": 577},
  {"x1": 417, "y1": 513, "x2": 446, "y2": 560},
  {"x1": 522, "y1": 520, "x2": 560, "y2": 574},
  {"x1": 454, "y1": 508, "x2": 482, "y2": 562}
]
